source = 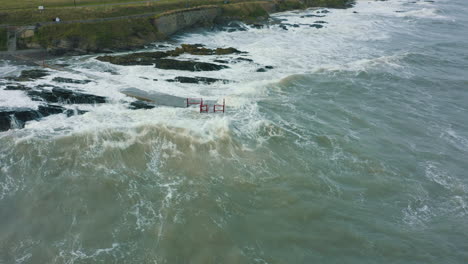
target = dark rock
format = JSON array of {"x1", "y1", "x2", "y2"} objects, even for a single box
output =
[
  {"x1": 104, "y1": 69, "x2": 120, "y2": 75},
  {"x1": 4, "y1": 85, "x2": 31, "y2": 91},
  {"x1": 154, "y1": 59, "x2": 228, "y2": 71},
  {"x1": 250, "y1": 24, "x2": 264, "y2": 29},
  {"x1": 257, "y1": 66, "x2": 273, "y2": 72},
  {"x1": 0, "y1": 105, "x2": 86, "y2": 132},
  {"x1": 0, "y1": 109, "x2": 41, "y2": 131},
  {"x1": 37, "y1": 104, "x2": 66, "y2": 116},
  {"x1": 235, "y1": 57, "x2": 253, "y2": 63},
  {"x1": 52, "y1": 77, "x2": 92, "y2": 84},
  {"x1": 217, "y1": 21, "x2": 248, "y2": 32},
  {"x1": 166, "y1": 76, "x2": 231, "y2": 84},
  {"x1": 167, "y1": 44, "x2": 242, "y2": 56},
  {"x1": 317, "y1": 10, "x2": 330, "y2": 14},
  {"x1": 303, "y1": 14, "x2": 325, "y2": 18},
  {"x1": 292, "y1": 24, "x2": 300, "y2": 28},
  {"x1": 129, "y1": 100, "x2": 156, "y2": 110},
  {"x1": 314, "y1": 21, "x2": 328, "y2": 24},
  {"x1": 353, "y1": 11, "x2": 358, "y2": 14},
  {"x1": 5, "y1": 70, "x2": 49, "y2": 82},
  {"x1": 310, "y1": 24, "x2": 324, "y2": 29},
  {"x1": 214, "y1": 59, "x2": 229, "y2": 64},
  {"x1": 97, "y1": 45, "x2": 244, "y2": 66},
  {"x1": 280, "y1": 25, "x2": 288, "y2": 30},
  {"x1": 64, "y1": 108, "x2": 88, "y2": 117},
  {"x1": 96, "y1": 51, "x2": 168, "y2": 65},
  {"x1": 27, "y1": 88, "x2": 106, "y2": 104}
]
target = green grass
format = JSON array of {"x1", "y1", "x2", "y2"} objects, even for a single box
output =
[
  {"x1": 0, "y1": 0, "x2": 159, "y2": 10},
  {"x1": 0, "y1": 0, "x2": 250, "y2": 26},
  {"x1": 34, "y1": 16, "x2": 160, "y2": 49},
  {"x1": 0, "y1": 28, "x2": 7, "y2": 51},
  {"x1": 221, "y1": 1, "x2": 271, "y2": 21}
]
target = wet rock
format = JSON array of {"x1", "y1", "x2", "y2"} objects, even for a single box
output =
[
  {"x1": 310, "y1": 24, "x2": 324, "y2": 29},
  {"x1": 129, "y1": 100, "x2": 156, "y2": 110},
  {"x1": 280, "y1": 25, "x2": 288, "y2": 30},
  {"x1": 317, "y1": 10, "x2": 330, "y2": 14},
  {"x1": 52, "y1": 77, "x2": 92, "y2": 84},
  {"x1": 217, "y1": 21, "x2": 248, "y2": 32},
  {"x1": 214, "y1": 59, "x2": 229, "y2": 64},
  {"x1": 166, "y1": 76, "x2": 231, "y2": 84},
  {"x1": 27, "y1": 88, "x2": 106, "y2": 104},
  {"x1": 353, "y1": 11, "x2": 358, "y2": 14},
  {"x1": 96, "y1": 51, "x2": 168, "y2": 66},
  {"x1": 4, "y1": 85, "x2": 31, "y2": 91},
  {"x1": 0, "y1": 108, "x2": 41, "y2": 131},
  {"x1": 0, "y1": 105, "x2": 86, "y2": 131},
  {"x1": 250, "y1": 24, "x2": 264, "y2": 29},
  {"x1": 302, "y1": 14, "x2": 325, "y2": 18},
  {"x1": 37, "y1": 104, "x2": 67, "y2": 116},
  {"x1": 154, "y1": 59, "x2": 228, "y2": 71},
  {"x1": 167, "y1": 44, "x2": 242, "y2": 56},
  {"x1": 256, "y1": 66, "x2": 274, "y2": 72},
  {"x1": 235, "y1": 57, "x2": 253, "y2": 63},
  {"x1": 5, "y1": 69, "x2": 49, "y2": 82},
  {"x1": 97, "y1": 45, "x2": 244, "y2": 66},
  {"x1": 104, "y1": 69, "x2": 120, "y2": 75},
  {"x1": 314, "y1": 21, "x2": 328, "y2": 24}
]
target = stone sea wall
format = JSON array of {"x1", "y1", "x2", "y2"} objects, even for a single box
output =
[{"x1": 13, "y1": 0, "x2": 353, "y2": 55}]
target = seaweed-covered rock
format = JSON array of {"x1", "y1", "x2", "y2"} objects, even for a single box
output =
[
  {"x1": 167, "y1": 44, "x2": 242, "y2": 56},
  {"x1": 5, "y1": 70, "x2": 49, "y2": 82},
  {"x1": 52, "y1": 77, "x2": 92, "y2": 84},
  {"x1": 96, "y1": 45, "x2": 243, "y2": 66},
  {"x1": 27, "y1": 88, "x2": 106, "y2": 104},
  {"x1": 154, "y1": 59, "x2": 228, "y2": 71},
  {"x1": 96, "y1": 51, "x2": 168, "y2": 65},
  {"x1": 166, "y1": 76, "x2": 231, "y2": 84}
]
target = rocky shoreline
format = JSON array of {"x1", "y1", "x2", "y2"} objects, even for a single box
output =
[{"x1": 0, "y1": 4, "x2": 351, "y2": 132}]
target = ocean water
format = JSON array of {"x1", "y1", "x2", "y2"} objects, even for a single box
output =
[{"x1": 1, "y1": 0, "x2": 468, "y2": 263}]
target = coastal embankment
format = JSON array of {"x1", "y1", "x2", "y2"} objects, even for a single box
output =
[{"x1": 2, "y1": 0, "x2": 353, "y2": 55}]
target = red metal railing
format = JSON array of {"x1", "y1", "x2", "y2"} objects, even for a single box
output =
[
  {"x1": 186, "y1": 98, "x2": 225, "y2": 113},
  {"x1": 213, "y1": 99, "x2": 225, "y2": 113},
  {"x1": 186, "y1": 98, "x2": 203, "y2": 107}
]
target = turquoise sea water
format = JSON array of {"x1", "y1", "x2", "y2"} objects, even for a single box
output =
[{"x1": 1, "y1": 0, "x2": 467, "y2": 263}]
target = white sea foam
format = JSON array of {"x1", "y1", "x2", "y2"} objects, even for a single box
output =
[{"x1": 0, "y1": 0, "x2": 426, "y2": 147}]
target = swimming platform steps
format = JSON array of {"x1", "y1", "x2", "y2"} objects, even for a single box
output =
[{"x1": 121, "y1": 88, "x2": 225, "y2": 113}]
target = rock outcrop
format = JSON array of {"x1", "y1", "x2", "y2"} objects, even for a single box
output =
[
  {"x1": 27, "y1": 87, "x2": 106, "y2": 104},
  {"x1": 154, "y1": 59, "x2": 228, "y2": 71},
  {"x1": 96, "y1": 44, "x2": 242, "y2": 66},
  {"x1": 0, "y1": 105, "x2": 87, "y2": 132},
  {"x1": 166, "y1": 76, "x2": 231, "y2": 84}
]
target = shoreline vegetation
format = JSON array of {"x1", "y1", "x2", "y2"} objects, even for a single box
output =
[{"x1": 0, "y1": 0, "x2": 353, "y2": 54}]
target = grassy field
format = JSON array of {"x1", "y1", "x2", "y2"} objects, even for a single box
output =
[
  {"x1": 0, "y1": 0, "x2": 160, "y2": 10},
  {"x1": 0, "y1": 0, "x2": 256, "y2": 25}
]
